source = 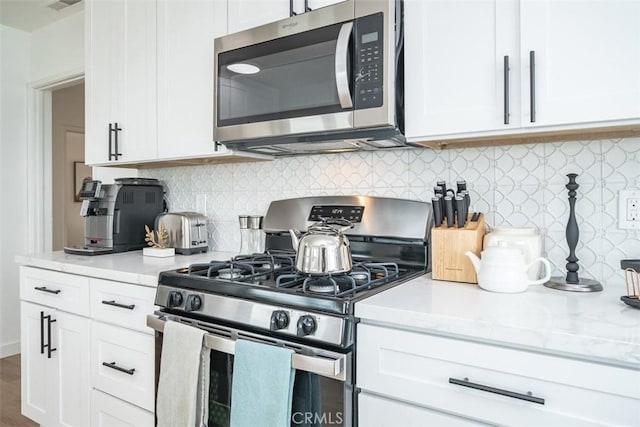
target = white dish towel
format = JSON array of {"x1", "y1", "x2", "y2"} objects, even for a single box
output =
[{"x1": 157, "y1": 320, "x2": 211, "y2": 427}]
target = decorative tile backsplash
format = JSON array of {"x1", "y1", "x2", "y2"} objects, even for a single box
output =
[{"x1": 146, "y1": 137, "x2": 640, "y2": 288}]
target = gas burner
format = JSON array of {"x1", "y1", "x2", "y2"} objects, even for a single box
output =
[
  {"x1": 350, "y1": 271, "x2": 370, "y2": 283},
  {"x1": 218, "y1": 268, "x2": 244, "y2": 280},
  {"x1": 304, "y1": 275, "x2": 357, "y2": 295}
]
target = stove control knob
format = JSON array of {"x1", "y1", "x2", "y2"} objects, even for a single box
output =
[
  {"x1": 270, "y1": 310, "x2": 290, "y2": 331},
  {"x1": 296, "y1": 315, "x2": 317, "y2": 337},
  {"x1": 185, "y1": 294, "x2": 202, "y2": 312},
  {"x1": 166, "y1": 291, "x2": 183, "y2": 308}
]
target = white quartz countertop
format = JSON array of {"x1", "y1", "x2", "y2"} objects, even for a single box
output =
[
  {"x1": 355, "y1": 274, "x2": 640, "y2": 368},
  {"x1": 16, "y1": 250, "x2": 236, "y2": 287}
]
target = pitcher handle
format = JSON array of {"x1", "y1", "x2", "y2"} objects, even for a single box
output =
[{"x1": 527, "y1": 257, "x2": 551, "y2": 285}]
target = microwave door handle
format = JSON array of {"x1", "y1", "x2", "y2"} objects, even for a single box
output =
[{"x1": 335, "y1": 22, "x2": 353, "y2": 109}]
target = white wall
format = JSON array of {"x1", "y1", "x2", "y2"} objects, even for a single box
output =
[
  {"x1": 0, "y1": 11, "x2": 84, "y2": 357},
  {"x1": 0, "y1": 24, "x2": 31, "y2": 357},
  {"x1": 30, "y1": 11, "x2": 84, "y2": 83}
]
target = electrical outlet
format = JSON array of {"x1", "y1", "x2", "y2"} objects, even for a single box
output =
[{"x1": 618, "y1": 190, "x2": 640, "y2": 229}]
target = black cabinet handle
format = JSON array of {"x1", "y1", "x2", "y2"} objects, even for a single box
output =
[
  {"x1": 449, "y1": 377, "x2": 545, "y2": 405},
  {"x1": 503, "y1": 55, "x2": 510, "y2": 125},
  {"x1": 108, "y1": 123, "x2": 114, "y2": 160},
  {"x1": 101, "y1": 300, "x2": 135, "y2": 310},
  {"x1": 304, "y1": 0, "x2": 311, "y2": 12},
  {"x1": 44, "y1": 314, "x2": 56, "y2": 359},
  {"x1": 289, "y1": 0, "x2": 297, "y2": 16},
  {"x1": 113, "y1": 122, "x2": 122, "y2": 160},
  {"x1": 529, "y1": 50, "x2": 536, "y2": 123},
  {"x1": 102, "y1": 361, "x2": 135, "y2": 375},
  {"x1": 40, "y1": 311, "x2": 45, "y2": 354},
  {"x1": 34, "y1": 286, "x2": 61, "y2": 295}
]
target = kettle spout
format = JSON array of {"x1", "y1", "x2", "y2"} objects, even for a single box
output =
[
  {"x1": 465, "y1": 251, "x2": 481, "y2": 274},
  {"x1": 288, "y1": 229, "x2": 301, "y2": 253}
]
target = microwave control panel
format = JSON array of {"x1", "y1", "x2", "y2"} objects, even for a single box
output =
[{"x1": 354, "y1": 13, "x2": 383, "y2": 110}]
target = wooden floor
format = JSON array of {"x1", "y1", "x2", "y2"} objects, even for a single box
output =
[{"x1": 0, "y1": 355, "x2": 37, "y2": 427}]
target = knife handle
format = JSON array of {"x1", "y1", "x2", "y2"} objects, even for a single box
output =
[
  {"x1": 432, "y1": 197, "x2": 443, "y2": 227},
  {"x1": 457, "y1": 180, "x2": 467, "y2": 192},
  {"x1": 444, "y1": 196, "x2": 454, "y2": 228},
  {"x1": 455, "y1": 196, "x2": 466, "y2": 228}
]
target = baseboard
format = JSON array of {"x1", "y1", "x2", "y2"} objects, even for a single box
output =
[{"x1": 0, "y1": 341, "x2": 20, "y2": 358}]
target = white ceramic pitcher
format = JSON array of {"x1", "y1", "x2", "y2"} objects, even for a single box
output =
[{"x1": 465, "y1": 243, "x2": 551, "y2": 293}]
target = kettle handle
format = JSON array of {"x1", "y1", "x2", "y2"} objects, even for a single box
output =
[{"x1": 527, "y1": 257, "x2": 552, "y2": 285}]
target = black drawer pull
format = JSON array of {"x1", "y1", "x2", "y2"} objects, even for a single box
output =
[
  {"x1": 449, "y1": 377, "x2": 545, "y2": 405},
  {"x1": 101, "y1": 300, "x2": 135, "y2": 310},
  {"x1": 34, "y1": 286, "x2": 61, "y2": 294},
  {"x1": 102, "y1": 361, "x2": 135, "y2": 375}
]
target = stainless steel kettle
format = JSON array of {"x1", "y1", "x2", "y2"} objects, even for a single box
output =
[{"x1": 289, "y1": 219, "x2": 354, "y2": 275}]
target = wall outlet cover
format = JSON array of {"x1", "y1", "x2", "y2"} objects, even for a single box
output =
[{"x1": 618, "y1": 190, "x2": 640, "y2": 229}]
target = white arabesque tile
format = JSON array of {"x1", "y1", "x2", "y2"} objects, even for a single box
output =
[
  {"x1": 493, "y1": 185, "x2": 544, "y2": 229},
  {"x1": 543, "y1": 140, "x2": 602, "y2": 185},
  {"x1": 542, "y1": 182, "x2": 601, "y2": 234},
  {"x1": 407, "y1": 147, "x2": 450, "y2": 188},
  {"x1": 601, "y1": 137, "x2": 640, "y2": 185},
  {"x1": 371, "y1": 149, "x2": 408, "y2": 188},
  {"x1": 449, "y1": 146, "x2": 495, "y2": 188},
  {"x1": 494, "y1": 143, "x2": 545, "y2": 187}
]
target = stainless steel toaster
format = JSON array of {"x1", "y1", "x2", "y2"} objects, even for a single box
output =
[{"x1": 154, "y1": 212, "x2": 208, "y2": 254}]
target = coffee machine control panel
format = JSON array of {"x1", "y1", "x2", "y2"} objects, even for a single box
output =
[{"x1": 78, "y1": 180, "x2": 103, "y2": 200}]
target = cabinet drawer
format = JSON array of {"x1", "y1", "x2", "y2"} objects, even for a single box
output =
[
  {"x1": 357, "y1": 324, "x2": 640, "y2": 426},
  {"x1": 91, "y1": 389, "x2": 154, "y2": 427},
  {"x1": 359, "y1": 392, "x2": 488, "y2": 427},
  {"x1": 20, "y1": 267, "x2": 90, "y2": 316},
  {"x1": 90, "y1": 278, "x2": 156, "y2": 334},
  {"x1": 91, "y1": 322, "x2": 155, "y2": 411}
]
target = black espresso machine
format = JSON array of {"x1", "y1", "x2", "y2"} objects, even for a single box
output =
[{"x1": 64, "y1": 178, "x2": 164, "y2": 255}]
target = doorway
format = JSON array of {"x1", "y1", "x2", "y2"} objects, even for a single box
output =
[{"x1": 51, "y1": 82, "x2": 86, "y2": 250}]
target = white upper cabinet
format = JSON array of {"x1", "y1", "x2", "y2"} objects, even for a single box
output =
[
  {"x1": 405, "y1": 0, "x2": 640, "y2": 142},
  {"x1": 156, "y1": 0, "x2": 228, "y2": 159},
  {"x1": 85, "y1": 0, "x2": 157, "y2": 165},
  {"x1": 404, "y1": 0, "x2": 519, "y2": 137},
  {"x1": 520, "y1": 0, "x2": 640, "y2": 127},
  {"x1": 227, "y1": 0, "x2": 293, "y2": 34},
  {"x1": 226, "y1": 0, "x2": 346, "y2": 34}
]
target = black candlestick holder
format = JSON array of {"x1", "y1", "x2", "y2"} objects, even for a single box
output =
[{"x1": 544, "y1": 173, "x2": 603, "y2": 292}]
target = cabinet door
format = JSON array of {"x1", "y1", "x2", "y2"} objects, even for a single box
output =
[
  {"x1": 85, "y1": 0, "x2": 125, "y2": 165},
  {"x1": 307, "y1": 0, "x2": 346, "y2": 11},
  {"x1": 520, "y1": 0, "x2": 640, "y2": 127},
  {"x1": 20, "y1": 302, "x2": 57, "y2": 426},
  {"x1": 85, "y1": 0, "x2": 157, "y2": 166},
  {"x1": 56, "y1": 311, "x2": 91, "y2": 427},
  {"x1": 227, "y1": 0, "x2": 292, "y2": 34},
  {"x1": 359, "y1": 392, "x2": 488, "y2": 427},
  {"x1": 156, "y1": 0, "x2": 227, "y2": 159},
  {"x1": 20, "y1": 302, "x2": 90, "y2": 427},
  {"x1": 404, "y1": 0, "x2": 520, "y2": 139}
]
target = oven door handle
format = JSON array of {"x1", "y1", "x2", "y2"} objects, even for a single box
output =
[{"x1": 146, "y1": 315, "x2": 346, "y2": 381}]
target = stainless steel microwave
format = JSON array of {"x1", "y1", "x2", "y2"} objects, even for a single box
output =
[{"x1": 214, "y1": 0, "x2": 408, "y2": 155}]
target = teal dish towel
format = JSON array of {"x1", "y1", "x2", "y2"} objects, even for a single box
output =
[{"x1": 230, "y1": 340, "x2": 295, "y2": 427}]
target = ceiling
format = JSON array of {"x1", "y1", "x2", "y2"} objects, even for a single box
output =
[{"x1": 0, "y1": 0, "x2": 83, "y2": 32}]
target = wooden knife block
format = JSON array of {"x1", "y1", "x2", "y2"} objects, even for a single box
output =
[{"x1": 431, "y1": 213, "x2": 485, "y2": 284}]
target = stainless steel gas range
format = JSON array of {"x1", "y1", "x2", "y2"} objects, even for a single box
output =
[{"x1": 147, "y1": 195, "x2": 432, "y2": 426}]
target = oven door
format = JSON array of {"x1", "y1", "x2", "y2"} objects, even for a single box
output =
[{"x1": 147, "y1": 314, "x2": 352, "y2": 427}]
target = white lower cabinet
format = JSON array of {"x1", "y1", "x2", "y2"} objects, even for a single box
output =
[
  {"x1": 91, "y1": 389, "x2": 155, "y2": 427},
  {"x1": 357, "y1": 323, "x2": 640, "y2": 426},
  {"x1": 359, "y1": 392, "x2": 487, "y2": 427},
  {"x1": 91, "y1": 321, "x2": 156, "y2": 412},
  {"x1": 20, "y1": 267, "x2": 156, "y2": 426},
  {"x1": 20, "y1": 301, "x2": 90, "y2": 427}
]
